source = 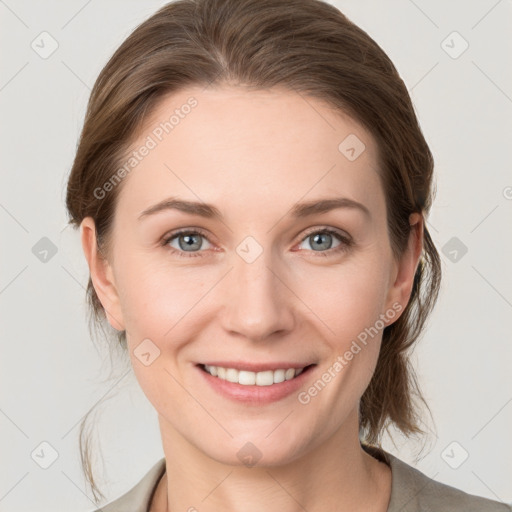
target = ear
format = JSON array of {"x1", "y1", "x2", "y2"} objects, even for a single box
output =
[
  {"x1": 383, "y1": 212, "x2": 423, "y2": 323},
  {"x1": 80, "y1": 217, "x2": 125, "y2": 331}
]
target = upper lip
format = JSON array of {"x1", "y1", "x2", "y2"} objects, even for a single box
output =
[{"x1": 197, "y1": 361, "x2": 316, "y2": 372}]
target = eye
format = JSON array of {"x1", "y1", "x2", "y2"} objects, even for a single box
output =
[
  {"x1": 161, "y1": 226, "x2": 353, "y2": 258},
  {"x1": 297, "y1": 228, "x2": 353, "y2": 255},
  {"x1": 162, "y1": 229, "x2": 213, "y2": 257}
]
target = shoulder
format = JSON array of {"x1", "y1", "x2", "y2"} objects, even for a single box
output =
[
  {"x1": 384, "y1": 450, "x2": 511, "y2": 512},
  {"x1": 88, "y1": 457, "x2": 166, "y2": 512}
]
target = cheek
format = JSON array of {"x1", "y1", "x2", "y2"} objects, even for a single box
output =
[
  {"x1": 116, "y1": 255, "x2": 211, "y2": 339},
  {"x1": 295, "y1": 257, "x2": 390, "y2": 346},
  {"x1": 115, "y1": 231, "x2": 392, "y2": 344},
  {"x1": 116, "y1": 258, "x2": 203, "y2": 404}
]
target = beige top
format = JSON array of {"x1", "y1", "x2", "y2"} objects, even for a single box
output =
[{"x1": 93, "y1": 445, "x2": 511, "y2": 512}]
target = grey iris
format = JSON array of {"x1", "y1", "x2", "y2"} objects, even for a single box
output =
[
  {"x1": 310, "y1": 232, "x2": 333, "y2": 251},
  {"x1": 179, "y1": 233, "x2": 203, "y2": 251}
]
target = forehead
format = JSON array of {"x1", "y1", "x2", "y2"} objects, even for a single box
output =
[{"x1": 116, "y1": 85, "x2": 384, "y2": 218}]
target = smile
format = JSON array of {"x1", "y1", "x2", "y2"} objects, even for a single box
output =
[{"x1": 201, "y1": 364, "x2": 310, "y2": 386}]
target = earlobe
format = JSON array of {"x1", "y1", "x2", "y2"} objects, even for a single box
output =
[
  {"x1": 384, "y1": 212, "x2": 424, "y2": 323},
  {"x1": 80, "y1": 217, "x2": 125, "y2": 331}
]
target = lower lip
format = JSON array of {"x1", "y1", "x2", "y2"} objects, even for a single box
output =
[{"x1": 195, "y1": 364, "x2": 317, "y2": 404}]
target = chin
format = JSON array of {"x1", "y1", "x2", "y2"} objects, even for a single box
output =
[{"x1": 204, "y1": 432, "x2": 308, "y2": 469}]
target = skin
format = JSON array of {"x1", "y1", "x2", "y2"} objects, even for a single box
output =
[{"x1": 81, "y1": 85, "x2": 423, "y2": 512}]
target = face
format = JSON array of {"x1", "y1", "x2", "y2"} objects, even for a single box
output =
[{"x1": 82, "y1": 85, "x2": 421, "y2": 467}]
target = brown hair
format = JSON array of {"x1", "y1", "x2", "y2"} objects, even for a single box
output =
[{"x1": 66, "y1": 0, "x2": 441, "y2": 502}]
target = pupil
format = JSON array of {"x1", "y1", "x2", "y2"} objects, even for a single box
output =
[
  {"x1": 180, "y1": 234, "x2": 201, "y2": 251},
  {"x1": 312, "y1": 233, "x2": 332, "y2": 251}
]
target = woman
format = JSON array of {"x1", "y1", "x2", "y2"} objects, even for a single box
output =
[{"x1": 65, "y1": 0, "x2": 510, "y2": 511}]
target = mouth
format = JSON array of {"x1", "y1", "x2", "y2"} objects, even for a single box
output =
[{"x1": 197, "y1": 363, "x2": 317, "y2": 387}]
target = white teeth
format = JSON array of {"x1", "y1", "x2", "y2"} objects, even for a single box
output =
[
  {"x1": 225, "y1": 368, "x2": 238, "y2": 383},
  {"x1": 203, "y1": 365, "x2": 306, "y2": 386},
  {"x1": 273, "y1": 369, "x2": 285, "y2": 383},
  {"x1": 238, "y1": 370, "x2": 256, "y2": 385},
  {"x1": 285, "y1": 368, "x2": 295, "y2": 380}
]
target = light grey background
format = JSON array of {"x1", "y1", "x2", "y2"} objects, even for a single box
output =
[{"x1": 1, "y1": 0, "x2": 511, "y2": 510}]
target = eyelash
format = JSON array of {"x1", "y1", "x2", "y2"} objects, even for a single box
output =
[{"x1": 161, "y1": 227, "x2": 353, "y2": 259}]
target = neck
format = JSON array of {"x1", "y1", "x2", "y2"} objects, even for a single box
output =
[{"x1": 151, "y1": 409, "x2": 392, "y2": 512}]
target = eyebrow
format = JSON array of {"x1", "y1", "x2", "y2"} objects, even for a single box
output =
[{"x1": 137, "y1": 196, "x2": 371, "y2": 221}]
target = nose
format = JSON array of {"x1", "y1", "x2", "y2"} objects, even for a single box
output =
[{"x1": 219, "y1": 248, "x2": 296, "y2": 342}]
